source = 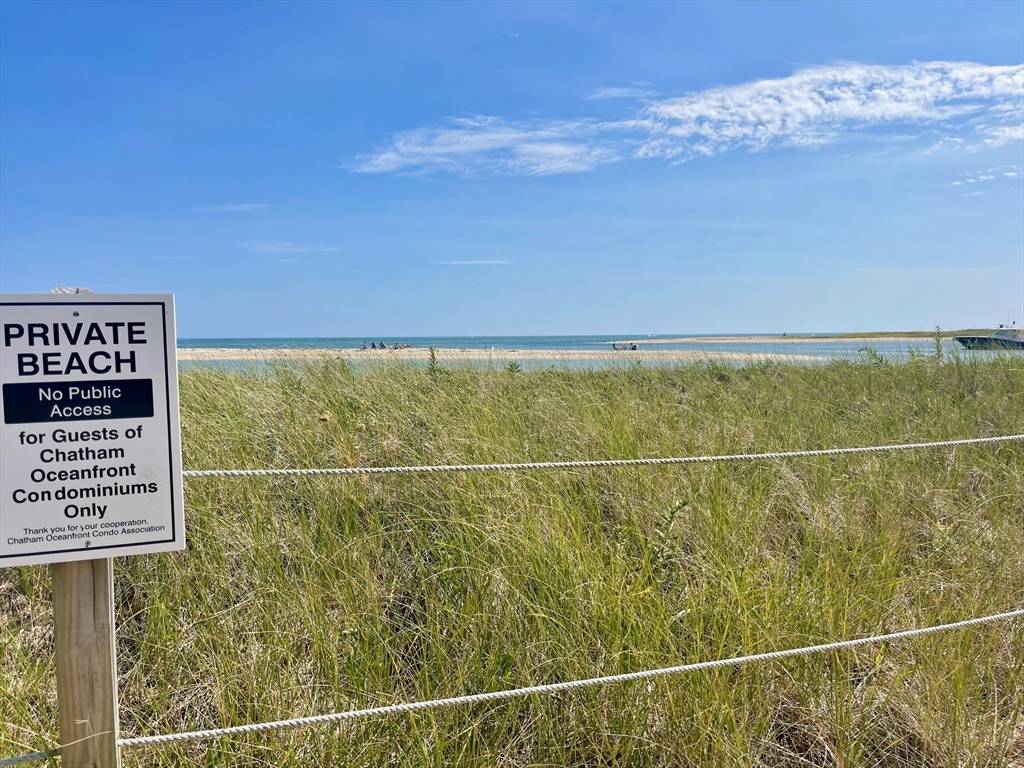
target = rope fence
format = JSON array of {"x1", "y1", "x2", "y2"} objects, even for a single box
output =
[
  {"x1": 118, "y1": 607, "x2": 1024, "y2": 748},
  {"x1": 0, "y1": 752, "x2": 57, "y2": 768},
  {"x1": 182, "y1": 433, "x2": 1024, "y2": 478},
  {"x1": 4, "y1": 431, "x2": 1024, "y2": 765},
  {"x1": 5, "y1": 607, "x2": 1022, "y2": 765}
]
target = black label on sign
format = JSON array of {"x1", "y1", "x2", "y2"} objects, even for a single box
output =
[{"x1": 2, "y1": 379, "x2": 154, "y2": 424}]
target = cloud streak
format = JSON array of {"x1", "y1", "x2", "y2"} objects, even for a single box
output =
[
  {"x1": 193, "y1": 203, "x2": 269, "y2": 213},
  {"x1": 431, "y1": 259, "x2": 513, "y2": 266},
  {"x1": 244, "y1": 240, "x2": 339, "y2": 255},
  {"x1": 352, "y1": 61, "x2": 1023, "y2": 176},
  {"x1": 351, "y1": 116, "x2": 618, "y2": 176},
  {"x1": 587, "y1": 85, "x2": 657, "y2": 101},
  {"x1": 951, "y1": 165, "x2": 1022, "y2": 185},
  {"x1": 981, "y1": 124, "x2": 1024, "y2": 146}
]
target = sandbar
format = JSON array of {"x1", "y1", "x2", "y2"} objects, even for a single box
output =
[{"x1": 177, "y1": 347, "x2": 822, "y2": 363}]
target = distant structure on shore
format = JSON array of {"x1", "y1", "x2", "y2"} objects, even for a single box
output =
[{"x1": 955, "y1": 323, "x2": 1024, "y2": 350}]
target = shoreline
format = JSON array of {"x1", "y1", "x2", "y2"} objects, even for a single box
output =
[
  {"x1": 613, "y1": 334, "x2": 965, "y2": 345},
  {"x1": 176, "y1": 346, "x2": 823, "y2": 363}
]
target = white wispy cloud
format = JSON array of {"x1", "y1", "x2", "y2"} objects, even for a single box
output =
[
  {"x1": 981, "y1": 123, "x2": 1024, "y2": 146},
  {"x1": 430, "y1": 259, "x2": 513, "y2": 266},
  {"x1": 351, "y1": 116, "x2": 618, "y2": 176},
  {"x1": 353, "y1": 61, "x2": 1023, "y2": 176},
  {"x1": 193, "y1": 203, "x2": 269, "y2": 213},
  {"x1": 950, "y1": 165, "x2": 1022, "y2": 185},
  {"x1": 587, "y1": 85, "x2": 657, "y2": 101},
  {"x1": 244, "y1": 240, "x2": 339, "y2": 254},
  {"x1": 637, "y1": 62, "x2": 1022, "y2": 160}
]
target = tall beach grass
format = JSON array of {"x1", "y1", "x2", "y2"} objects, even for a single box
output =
[{"x1": 3, "y1": 354, "x2": 1023, "y2": 766}]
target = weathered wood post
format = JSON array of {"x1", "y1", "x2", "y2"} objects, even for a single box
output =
[{"x1": 51, "y1": 559, "x2": 120, "y2": 767}]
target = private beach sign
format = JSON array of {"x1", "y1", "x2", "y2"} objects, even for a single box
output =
[{"x1": 0, "y1": 292, "x2": 184, "y2": 566}]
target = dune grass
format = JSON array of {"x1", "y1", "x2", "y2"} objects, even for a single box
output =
[{"x1": 3, "y1": 354, "x2": 1024, "y2": 767}]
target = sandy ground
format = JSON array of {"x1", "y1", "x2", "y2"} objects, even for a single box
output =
[
  {"x1": 177, "y1": 346, "x2": 822, "y2": 363},
  {"x1": 614, "y1": 335, "x2": 935, "y2": 345}
]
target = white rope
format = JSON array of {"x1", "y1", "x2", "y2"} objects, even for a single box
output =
[
  {"x1": 5, "y1": 607, "x2": 1022, "y2": 764},
  {"x1": 115, "y1": 607, "x2": 1023, "y2": 749},
  {"x1": 183, "y1": 433, "x2": 1024, "y2": 478},
  {"x1": 4, "y1": 435, "x2": 1021, "y2": 764},
  {"x1": 0, "y1": 750, "x2": 59, "y2": 767}
]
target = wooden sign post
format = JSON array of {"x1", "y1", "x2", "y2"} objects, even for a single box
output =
[
  {"x1": 51, "y1": 559, "x2": 120, "y2": 767},
  {"x1": 0, "y1": 289, "x2": 184, "y2": 765}
]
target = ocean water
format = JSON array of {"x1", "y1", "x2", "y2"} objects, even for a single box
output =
[
  {"x1": 181, "y1": 334, "x2": 675, "y2": 351},
  {"x1": 176, "y1": 334, "x2": 1014, "y2": 371}
]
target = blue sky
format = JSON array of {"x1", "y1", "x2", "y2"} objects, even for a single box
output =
[{"x1": 1, "y1": 1, "x2": 1022, "y2": 337}]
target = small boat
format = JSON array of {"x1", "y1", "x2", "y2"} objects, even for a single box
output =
[{"x1": 955, "y1": 327, "x2": 1024, "y2": 350}]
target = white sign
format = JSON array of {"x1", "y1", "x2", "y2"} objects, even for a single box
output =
[{"x1": 1, "y1": 293, "x2": 184, "y2": 566}]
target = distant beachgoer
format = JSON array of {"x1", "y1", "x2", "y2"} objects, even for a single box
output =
[
  {"x1": 631, "y1": 343, "x2": 638, "y2": 351},
  {"x1": 371, "y1": 342, "x2": 377, "y2": 349},
  {"x1": 361, "y1": 341, "x2": 367, "y2": 349}
]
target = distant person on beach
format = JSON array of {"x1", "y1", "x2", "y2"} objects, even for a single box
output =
[
  {"x1": 370, "y1": 342, "x2": 376, "y2": 349},
  {"x1": 361, "y1": 341, "x2": 367, "y2": 350}
]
